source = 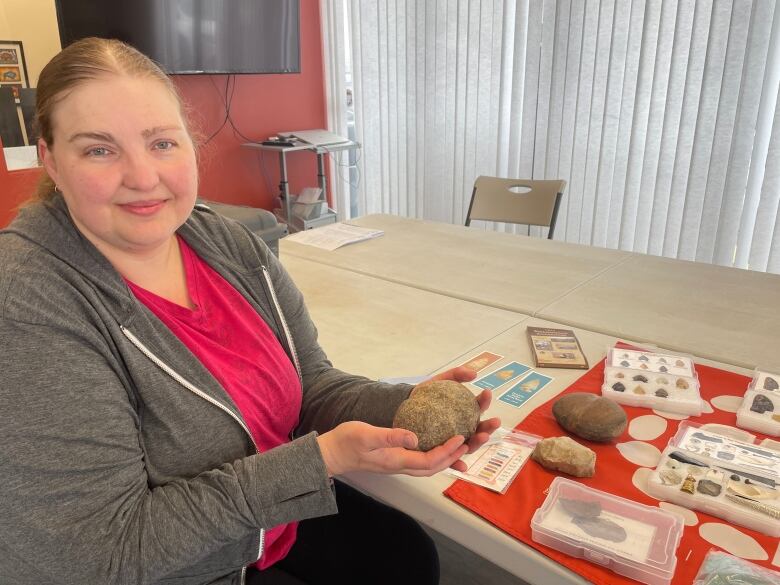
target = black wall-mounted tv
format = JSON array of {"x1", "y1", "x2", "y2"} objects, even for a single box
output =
[{"x1": 55, "y1": 0, "x2": 301, "y2": 75}]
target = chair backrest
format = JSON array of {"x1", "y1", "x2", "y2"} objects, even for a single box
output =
[
  {"x1": 465, "y1": 176, "x2": 566, "y2": 239},
  {"x1": 0, "y1": 86, "x2": 24, "y2": 147},
  {"x1": 19, "y1": 88, "x2": 37, "y2": 144}
]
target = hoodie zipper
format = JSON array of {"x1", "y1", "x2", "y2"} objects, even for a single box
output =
[
  {"x1": 120, "y1": 325, "x2": 264, "y2": 584},
  {"x1": 261, "y1": 266, "x2": 302, "y2": 382}
]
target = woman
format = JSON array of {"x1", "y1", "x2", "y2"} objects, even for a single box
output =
[{"x1": 0, "y1": 38, "x2": 499, "y2": 585}]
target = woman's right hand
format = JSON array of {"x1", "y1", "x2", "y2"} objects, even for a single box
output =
[{"x1": 316, "y1": 421, "x2": 469, "y2": 478}]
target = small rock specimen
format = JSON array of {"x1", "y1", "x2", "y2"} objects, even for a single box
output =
[
  {"x1": 676, "y1": 379, "x2": 689, "y2": 389},
  {"x1": 392, "y1": 381, "x2": 480, "y2": 451},
  {"x1": 552, "y1": 393, "x2": 628, "y2": 442},
  {"x1": 559, "y1": 498, "x2": 601, "y2": 518},
  {"x1": 659, "y1": 469, "x2": 682, "y2": 485},
  {"x1": 659, "y1": 365, "x2": 668, "y2": 373},
  {"x1": 676, "y1": 359, "x2": 685, "y2": 367},
  {"x1": 657, "y1": 377, "x2": 668, "y2": 384},
  {"x1": 612, "y1": 382, "x2": 626, "y2": 392},
  {"x1": 639, "y1": 355, "x2": 649, "y2": 361},
  {"x1": 633, "y1": 386, "x2": 646, "y2": 395},
  {"x1": 751, "y1": 394, "x2": 774, "y2": 414},
  {"x1": 615, "y1": 372, "x2": 625, "y2": 379},
  {"x1": 640, "y1": 363, "x2": 649, "y2": 370},
  {"x1": 532, "y1": 436, "x2": 596, "y2": 477},
  {"x1": 633, "y1": 375, "x2": 648, "y2": 382},
  {"x1": 620, "y1": 360, "x2": 630, "y2": 367},
  {"x1": 773, "y1": 414, "x2": 780, "y2": 422},
  {"x1": 696, "y1": 479, "x2": 722, "y2": 497},
  {"x1": 655, "y1": 389, "x2": 669, "y2": 398},
  {"x1": 765, "y1": 376, "x2": 779, "y2": 391},
  {"x1": 572, "y1": 516, "x2": 627, "y2": 543},
  {"x1": 659, "y1": 358, "x2": 667, "y2": 364}
]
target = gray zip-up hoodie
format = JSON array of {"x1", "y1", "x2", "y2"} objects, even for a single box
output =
[{"x1": 0, "y1": 196, "x2": 412, "y2": 585}]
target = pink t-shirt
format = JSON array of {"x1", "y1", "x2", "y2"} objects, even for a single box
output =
[{"x1": 127, "y1": 237, "x2": 302, "y2": 569}]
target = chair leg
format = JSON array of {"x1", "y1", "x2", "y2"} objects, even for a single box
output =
[{"x1": 548, "y1": 192, "x2": 563, "y2": 239}]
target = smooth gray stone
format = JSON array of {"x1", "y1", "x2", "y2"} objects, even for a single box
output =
[
  {"x1": 553, "y1": 392, "x2": 627, "y2": 442},
  {"x1": 696, "y1": 479, "x2": 722, "y2": 497},
  {"x1": 572, "y1": 516, "x2": 627, "y2": 543},
  {"x1": 559, "y1": 498, "x2": 601, "y2": 519}
]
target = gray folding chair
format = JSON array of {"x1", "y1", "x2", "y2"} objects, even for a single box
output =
[{"x1": 464, "y1": 176, "x2": 566, "y2": 239}]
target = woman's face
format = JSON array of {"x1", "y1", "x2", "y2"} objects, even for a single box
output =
[{"x1": 39, "y1": 75, "x2": 198, "y2": 258}]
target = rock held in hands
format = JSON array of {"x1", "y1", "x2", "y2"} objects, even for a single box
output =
[{"x1": 392, "y1": 380, "x2": 480, "y2": 452}]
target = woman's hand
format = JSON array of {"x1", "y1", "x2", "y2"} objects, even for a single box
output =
[{"x1": 316, "y1": 421, "x2": 469, "y2": 477}]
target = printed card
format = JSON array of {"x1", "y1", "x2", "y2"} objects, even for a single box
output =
[
  {"x1": 472, "y1": 361, "x2": 532, "y2": 391},
  {"x1": 498, "y1": 371, "x2": 554, "y2": 408},
  {"x1": 447, "y1": 428, "x2": 541, "y2": 493},
  {"x1": 455, "y1": 351, "x2": 504, "y2": 374},
  {"x1": 676, "y1": 426, "x2": 780, "y2": 480}
]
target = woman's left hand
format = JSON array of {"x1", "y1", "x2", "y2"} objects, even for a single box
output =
[{"x1": 413, "y1": 366, "x2": 502, "y2": 472}]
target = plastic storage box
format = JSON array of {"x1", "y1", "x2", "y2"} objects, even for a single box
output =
[
  {"x1": 531, "y1": 477, "x2": 683, "y2": 585},
  {"x1": 602, "y1": 348, "x2": 702, "y2": 415},
  {"x1": 646, "y1": 421, "x2": 780, "y2": 537},
  {"x1": 736, "y1": 369, "x2": 780, "y2": 437}
]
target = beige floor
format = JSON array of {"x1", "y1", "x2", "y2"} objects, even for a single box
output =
[{"x1": 427, "y1": 527, "x2": 529, "y2": 585}]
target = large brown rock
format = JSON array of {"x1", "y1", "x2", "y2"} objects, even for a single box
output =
[
  {"x1": 552, "y1": 392, "x2": 627, "y2": 442},
  {"x1": 392, "y1": 380, "x2": 480, "y2": 451},
  {"x1": 531, "y1": 436, "x2": 596, "y2": 477}
]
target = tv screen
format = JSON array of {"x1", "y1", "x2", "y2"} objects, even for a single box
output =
[{"x1": 55, "y1": 0, "x2": 301, "y2": 74}]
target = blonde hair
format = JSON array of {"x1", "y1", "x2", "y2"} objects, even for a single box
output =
[{"x1": 32, "y1": 37, "x2": 193, "y2": 202}]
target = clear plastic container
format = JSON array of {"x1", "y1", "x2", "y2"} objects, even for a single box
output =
[
  {"x1": 602, "y1": 348, "x2": 702, "y2": 416},
  {"x1": 736, "y1": 369, "x2": 780, "y2": 437},
  {"x1": 531, "y1": 477, "x2": 683, "y2": 585},
  {"x1": 646, "y1": 421, "x2": 780, "y2": 537}
]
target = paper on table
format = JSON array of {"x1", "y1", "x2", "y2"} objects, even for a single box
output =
[
  {"x1": 446, "y1": 428, "x2": 541, "y2": 493},
  {"x1": 285, "y1": 223, "x2": 384, "y2": 251}
]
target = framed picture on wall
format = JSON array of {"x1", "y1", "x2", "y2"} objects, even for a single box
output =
[{"x1": 0, "y1": 40, "x2": 29, "y2": 103}]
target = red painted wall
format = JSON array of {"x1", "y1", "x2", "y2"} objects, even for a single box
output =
[
  {"x1": 0, "y1": 0, "x2": 326, "y2": 227},
  {"x1": 0, "y1": 156, "x2": 39, "y2": 226}
]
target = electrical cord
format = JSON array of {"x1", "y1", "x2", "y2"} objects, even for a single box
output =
[{"x1": 203, "y1": 76, "x2": 231, "y2": 145}]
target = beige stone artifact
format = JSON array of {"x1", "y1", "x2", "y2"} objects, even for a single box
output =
[
  {"x1": 392, "y1": 381, "x2": 480, "y2": 452},
  {"x1": 531, "y1": 436, "x2": 596, "y2": 477}
]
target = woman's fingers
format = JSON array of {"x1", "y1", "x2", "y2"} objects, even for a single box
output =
[
  {"x1": 425, "y1": 366, "x2": 478, "y2": 384},
  {"x1": 476, "y1": 388, "x2": 492, "y2": 412}
]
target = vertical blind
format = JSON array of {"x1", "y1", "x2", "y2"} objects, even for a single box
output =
[{"x1": 321, "y1": 0, "x2": 780, "y2": 274}]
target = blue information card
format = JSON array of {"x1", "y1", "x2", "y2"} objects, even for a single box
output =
[{"x1": 498, "y1": 371, "x2": 554, "y2": 407}]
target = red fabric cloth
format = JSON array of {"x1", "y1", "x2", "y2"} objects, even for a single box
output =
[
  {"x1": 444, "y1": 343, "x2": 779, "y2": 584},
  {"x1": 128, "y1": 237, "x2": 302, "y2": 569}
]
